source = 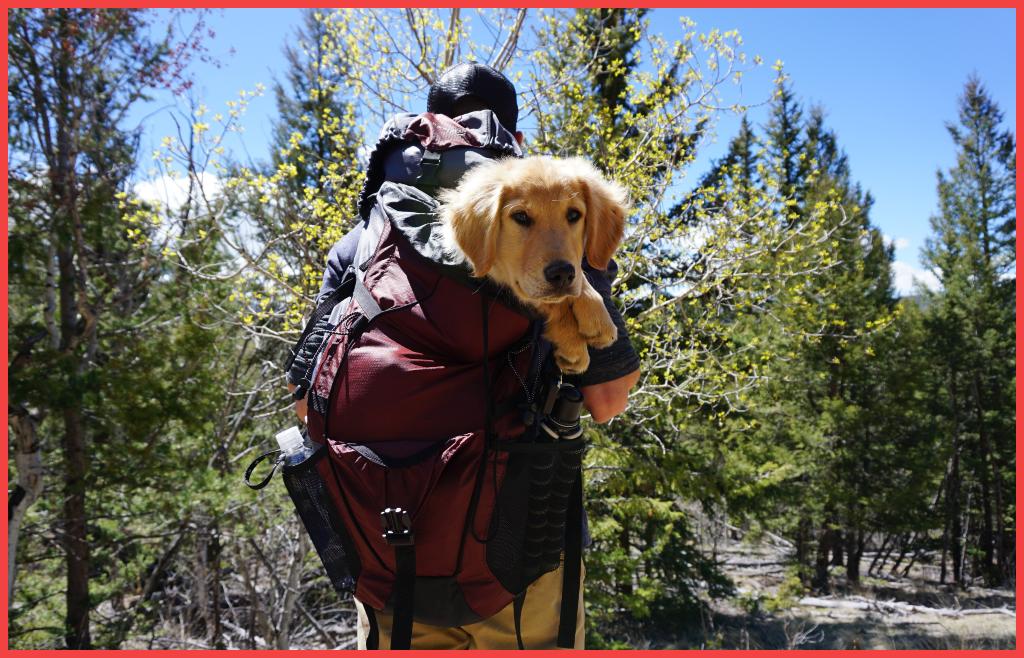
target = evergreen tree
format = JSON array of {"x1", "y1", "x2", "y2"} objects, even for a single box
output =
[
  {"x1": 921, "y1": 76, "x2": 1016, "y2": 586},
  {"x1": 763, "y1": 79, "x2": 805, "y2": 215},
  {"x1": 716, "y1": 90, "x2": 907, "y2": 591}
]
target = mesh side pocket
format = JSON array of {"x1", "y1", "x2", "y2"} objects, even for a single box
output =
[
  {"x1": 282, "y1": 446, "x2": 359, "y2": 596},
  {"x1": 487, "y1": 439, "x2": 586, "y2": 595},
  {"x1": 526, "y1": 441, "x2": 584, "y2": 571}
]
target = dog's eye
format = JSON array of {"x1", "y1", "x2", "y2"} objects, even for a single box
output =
[
  {"x1": 567, "y1": 208, "x2": 582, "y2": 224},
  {"x1": 511, "y1": 210, "x2": 532, "y2": 227}
]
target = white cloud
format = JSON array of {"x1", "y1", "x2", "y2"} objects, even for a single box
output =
[
  {"x1": 882, "y1": 234, "x2": 910, "y2": 251},
  {"x1": 892, "y1": 260, "x2": 940, "y2": 296},
  {"x1": 133, "y1": 172, "x2": 223, "y2": 214}
]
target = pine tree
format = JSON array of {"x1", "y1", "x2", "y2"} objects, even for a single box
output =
[
  {"x1": 763, "y1": 79, "x2": 805, "y2": 216},
  {"x1": 921, "y1": 76, "x2": 1016, "y2": 586},
  {"x1": 714, "y1": 89, "x2": 908, "y2": 591}
]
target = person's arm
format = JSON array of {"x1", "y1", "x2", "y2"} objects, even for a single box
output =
[
  {"x1": 581, "y1": 368, "x2": 640, "y2": 424},
  {"x1": 574, "y1": 258, "x2": 641, "y2": 424},
  {"x1": 288, "y1": 382, "x2": 307, "y2": 423}
]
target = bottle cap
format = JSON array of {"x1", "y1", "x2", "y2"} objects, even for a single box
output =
[{"x1": 275, "y1": 426, "x2": 305, "y2": 456}]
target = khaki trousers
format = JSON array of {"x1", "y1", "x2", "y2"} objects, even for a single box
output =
[{"x1": 355, "y1": 561, "x2": 585, "y2": 650}]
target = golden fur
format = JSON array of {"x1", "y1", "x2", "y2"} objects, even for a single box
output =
[{"x1": 439, "y1": 155, "x2": 629, "y2": 373}]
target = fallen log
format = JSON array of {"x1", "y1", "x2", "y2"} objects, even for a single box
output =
[{"x1": 798, "y1": 596, "x2": 1016, "y2": 619}]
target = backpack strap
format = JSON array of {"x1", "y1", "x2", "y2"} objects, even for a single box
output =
[
  {"x1": 364, "y1": 606, "x2": 380, "y2": 650},
  {"x1": 352, "y1": 277, "x2": 384, "y2": 323},
  {"x1": 380, "y1": 508, "x2": 416, "y2": 650},
  {"x1": 557, "y1": 471, "x2": 584, "y2": 649},
  {"x1": 390, "y1": 544, "x2": 416, "y2": 650},
  {"x1": 513, "y1": 591, "x2": 527, "y2": 650}
]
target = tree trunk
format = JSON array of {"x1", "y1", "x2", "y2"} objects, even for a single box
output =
[
  {"x1": 970, "y1": 375, "x2": 996, "y2": 585},
  {"x1": 831, "y1": 531, "x2": 845, "y2": 566},
  {"x1": 947, "y1": 372, "x2": 964, "y2": 588},
  {"x1": 845, "y1": 527, "x2": 862, "y2": 585},
  {"x1": 277, "y1": 533, "x2": 308, "y2": 649},
  {"x1": 209, "y1": 522, "x2": 224, "y2": 649},
  {"x1": 8, "y1": 407, "x2": 46, "y2": 602},
  {"x1": 63, "y1": 405, "x2": 91, "y2": 649},
  {"x1": 794, "y1": 516, "x2": 812, "y2": 585},
  {"x1": 813, "y1": 525, "x2": 833, "y2": 591},
  {"x1": 940, "y1": 511, "x2": 950, "y2": 584},
  {"x1": 868, "y1": 534, "x2": 889, "y2": 576},
  {"x1": 617, "y1": 527, "x2": 634, "y2": 596},
  {"x1": 950, "y1": 458, "x2": 964, "y2": 587}
]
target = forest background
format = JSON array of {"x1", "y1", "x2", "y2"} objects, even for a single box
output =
[{"x1": 6, "y1": 7, "x2": 1017, "y2": 650}]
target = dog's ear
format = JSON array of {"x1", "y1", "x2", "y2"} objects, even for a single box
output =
[
  {"x1": 439, "y1": 164, "x2": 504, "y2": 277},
  {"x1": 573, "y1": 159, "x2": 628, "y2": 270}
]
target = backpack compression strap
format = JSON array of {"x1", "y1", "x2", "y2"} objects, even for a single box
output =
[
  {"x1": 557, "y1": 472, "x2": 584, "y2": 649},
  {"x1": 380, "y1": 508, "x2": 415, "y2": 650}
]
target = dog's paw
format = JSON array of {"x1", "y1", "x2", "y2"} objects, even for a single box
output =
[
  {"x1": 554, "y1": 341, "x2": 590, "y2": 375},
  {"x1": 575, "y1": 305, "x2": 618, "y2": 349}
]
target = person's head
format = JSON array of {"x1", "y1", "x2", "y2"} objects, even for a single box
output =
[{"x1": 428, "y1": 61, "x2": 523, "y2": 145}]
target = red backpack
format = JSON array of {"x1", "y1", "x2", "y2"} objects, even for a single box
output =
[{"x1": 257, "y1": 112, "x2": 586, "y2": 650}]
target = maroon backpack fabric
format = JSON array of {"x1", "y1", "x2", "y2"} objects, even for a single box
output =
[{"x1": 304, "y1": 187, "x2": 539, "y2": 624}]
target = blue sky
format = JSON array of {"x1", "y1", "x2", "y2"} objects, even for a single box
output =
[{"x1": 129, "y1": 8, "x2": 1016, "y2": 295}]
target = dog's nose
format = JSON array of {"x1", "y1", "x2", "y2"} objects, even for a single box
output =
[{"x1": 544, "y1": 260, "x2": 576, "y2": 289}]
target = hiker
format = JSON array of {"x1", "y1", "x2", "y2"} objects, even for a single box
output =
[{"x1": 284, "y1": 62, "x2": 639, "y2": 650}]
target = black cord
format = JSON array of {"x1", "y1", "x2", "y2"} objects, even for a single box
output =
[{"x1": 467, "y1": 294, "x2": 498, "y2": 544}]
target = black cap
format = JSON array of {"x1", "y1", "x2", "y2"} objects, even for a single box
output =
[{"x1": 428, "y1": 62, "x2": 518, "y2": 133}]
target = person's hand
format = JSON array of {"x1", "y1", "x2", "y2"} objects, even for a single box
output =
[
  {"x1": 579, "y1": 368, "x2": 640, "y2": 424},
  {"x1": 287, "y1": 383, "x2": 307, "y2": 424}
]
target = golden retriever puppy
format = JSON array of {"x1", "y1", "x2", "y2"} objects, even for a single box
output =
[{"x1": 439, "y1": 155, "x2": 629, "y2": 374}]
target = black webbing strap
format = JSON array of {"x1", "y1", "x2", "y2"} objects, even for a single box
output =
[
  {"x1": 353, "y1": 278, "x2": 384, "y2": 323},
  {"x1": 243, "y1": 449, "x2": 282, "y2": 490},
  {"x1": 557, "y1": 472, "x2": 584, "y2": 649},
  {"x1": 513, "y1": 591, "x2": 527, "y2": 650},
  {"x1": 391, "y1": 545, "x2": 416, "y2": 650},
  {"x1": 364, "y1": 606, "x2": 380, "y2": 650}
]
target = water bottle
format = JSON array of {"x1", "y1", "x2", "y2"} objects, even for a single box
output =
[{"x1": 276, "y1": 426, "x2": 315, "y2": 466}]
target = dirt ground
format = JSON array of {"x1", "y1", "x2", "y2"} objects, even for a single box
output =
[{"x1": 655, "y1": 533, "x2": 1017, "y2": 650}]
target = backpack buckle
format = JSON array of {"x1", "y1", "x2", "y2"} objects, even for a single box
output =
[
  {"x1": 417, "y1": 149, "x2": 442, "y2": 186},
  {"x1": 380, "y1": 507, "x2": 414, "y2": 546}
]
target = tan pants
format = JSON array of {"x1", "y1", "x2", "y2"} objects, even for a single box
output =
[{"x1": 355, "y1": 561, "x2": 585, "y2": 650}]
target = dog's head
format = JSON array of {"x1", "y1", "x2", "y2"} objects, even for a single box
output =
[{"x1": 439, "y1": 155, "x2": 628, "y2": 304}]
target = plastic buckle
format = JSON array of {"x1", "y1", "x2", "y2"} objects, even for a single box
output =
[
  {"x1": 418, "y1": 150, "x2": 442, "y2": 185},
  {"x1": 380, "y1": 507, "x2": 414, "y2": 546}
]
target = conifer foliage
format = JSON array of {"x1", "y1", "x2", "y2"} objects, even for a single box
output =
[{"x1": 6, "y1": 8, "x2": 1016, "y2": 649}]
